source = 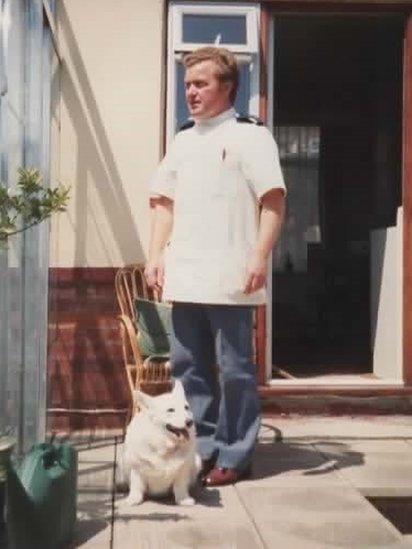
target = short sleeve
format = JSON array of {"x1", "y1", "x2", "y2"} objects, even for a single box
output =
[
  {"x1": 149, "y1": 140, "x2": 179, "y2": 201},
  {"x1": 241, "y1": 126, "x2": 287, "y2": 201}
]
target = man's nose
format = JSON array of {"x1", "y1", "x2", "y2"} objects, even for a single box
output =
[{"x1": 186, "y1": 84, "x2": 196, "y2": 97}]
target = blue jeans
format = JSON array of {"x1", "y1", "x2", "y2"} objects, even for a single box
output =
[{"x1": 170, "y1": 303, "x2": 261, "y2": 472}]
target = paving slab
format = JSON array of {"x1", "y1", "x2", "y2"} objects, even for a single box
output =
[
  {"x1": 261, "y1": 416, "x2": 412, "y2": 440},
  {"x1": 113, "y1": 485, "x2": 264, "y2": 549},
  {"x1": 243, "y1": 440, "x2": 348, "y2": 488},
  {"x1": 77, "y1": 443, "x2": 116, "y2": 492},
  {"x1": 71, "y1": 418, "x2": 412, "y2": 548},
  {"x1": 334, "y1": 440, "x2": 412, "y2": 453},
  {"x1": 314, "y1": 440, "x2": 412, "y2": 496},
  {"x1": 74, "y1": 491, "x2": 113, "y2": 548},
  {"x1": 74, "y1": 443, "x2": 117, "y2": 548},
  {"x1": 236, "y1": 485, "x2": 404, "y2": 548}
]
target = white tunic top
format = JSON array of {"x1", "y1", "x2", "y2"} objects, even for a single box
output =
[{"x1": 149, "y1": 107, "x2": 286, "y2": 305}]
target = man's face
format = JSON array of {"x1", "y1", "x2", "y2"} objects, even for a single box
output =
[{"x1": 184, "y1": 60, "x2": 232, "y2": 119}]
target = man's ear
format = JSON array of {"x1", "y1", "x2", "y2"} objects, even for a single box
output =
[
  {"x1": 172, "y1": 379, "x2": 186, "y2": 399},
  {"x1": 133, "y1": 390, "x2": 152, "y2": 410},
  {"x1": 222, "y1": 78, "x2": 235, "y2": 101}
]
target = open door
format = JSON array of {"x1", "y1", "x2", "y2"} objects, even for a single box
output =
[{"x1": 270, "y1": 15, "x2": 403, "y2": 382}]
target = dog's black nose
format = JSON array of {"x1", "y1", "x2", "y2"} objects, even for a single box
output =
[{"x1": 186, "y1": 419, "x2": 193, "y2": 428}]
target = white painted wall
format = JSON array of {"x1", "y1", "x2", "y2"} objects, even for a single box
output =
[{"x1": 370, "y1": 206, "x2": 403, "y2": 381}]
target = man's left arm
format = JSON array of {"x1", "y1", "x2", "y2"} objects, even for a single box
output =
[{"x1": 243, "y1": 188, "x2": 285, "y2": 294}]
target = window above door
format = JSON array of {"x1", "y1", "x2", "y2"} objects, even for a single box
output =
[
  {"x1": 167, "y1": 2, "x2": 260, "y2": 141},
  {"x1": 170, "y1": 3, "x2": 259, "y2": 52}
]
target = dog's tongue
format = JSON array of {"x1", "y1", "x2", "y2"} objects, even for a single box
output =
[
  {"x1": 175, "y1": 428, "x2": 188, "y2": 441},
  {"x1": 166, "y1": 424, "x2": 190, "y2": 440},
  {"x1": 181, "y1": 429, "x2": 189, "y2": 440}
]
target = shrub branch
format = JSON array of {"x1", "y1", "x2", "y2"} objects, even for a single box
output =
[{"x1": 0, "y1": 167, "x2": 70, "y2": 245}]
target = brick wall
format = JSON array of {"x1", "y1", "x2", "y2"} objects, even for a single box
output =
[{"x1": 47, "y1": 268, "x2": 129, "y2": 432}]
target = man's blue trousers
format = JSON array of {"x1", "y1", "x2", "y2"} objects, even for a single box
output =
[{"x1": 170, "y1": 302, "x2": 261, "y2": 472}]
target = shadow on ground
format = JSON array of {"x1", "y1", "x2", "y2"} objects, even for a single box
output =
[
  {"x1": 74, "y1": 493, "x2": 113, "y2": 546},
  {"x1": 251, "y1": 423, "x2": 365, "y2": 480},
  {"x1": 115, "y1": 481, "x2": 222, "y2": 511}
]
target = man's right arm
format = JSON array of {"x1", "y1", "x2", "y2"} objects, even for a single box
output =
[{"x1": 145, "y1": 196, "x2": 174, "y2": 290}]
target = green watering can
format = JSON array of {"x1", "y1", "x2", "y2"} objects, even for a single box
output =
[
  {"x1": 6, "y1": 441, "x2": 78, "y2": 549},
  {"x1": 0, "y1": 436, "x2": 15, "y2": 543}
]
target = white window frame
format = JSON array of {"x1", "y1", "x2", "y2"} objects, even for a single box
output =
[
  {"x1": 167, "y1": 2, "x2": 260, "y2": 144},
  {"x1": 171, "y1": 2, "x2": 259, "y2": 53}
]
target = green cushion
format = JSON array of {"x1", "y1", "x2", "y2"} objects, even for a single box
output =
[{"x1": 134, "y1": 298, "x2": 172, "y2": 358}]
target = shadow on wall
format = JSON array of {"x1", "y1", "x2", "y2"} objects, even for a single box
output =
[
  {"x1": 48, "y1": 3, "x2": 153, "y2": 432},
  {"x1": 59, "y1": 1, "x2": 145, "y2": 266}
]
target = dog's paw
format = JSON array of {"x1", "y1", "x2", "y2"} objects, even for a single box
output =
[
  {"x1": 124, "y1": 494, "x2": 144, "y2": 506},
  {"x1": 177, "y1": 496, "x2": 195, "y2": 506}
]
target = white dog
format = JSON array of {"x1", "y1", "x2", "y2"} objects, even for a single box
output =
[{"x1": 119, "y1": 380, "x2": 201, "y2": 506}]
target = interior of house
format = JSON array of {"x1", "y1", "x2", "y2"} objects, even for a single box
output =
[{"x1": 271, "y1": 15, "x2": 404, "y2": 381}]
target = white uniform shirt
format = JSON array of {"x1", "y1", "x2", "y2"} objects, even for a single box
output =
[{"x1": 149, "y1": 107, "x2": 287, "y2": 305}]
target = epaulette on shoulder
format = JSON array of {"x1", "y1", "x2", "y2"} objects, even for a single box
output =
[
  {"x1": 178, "y1": 119, "x2": 195, "y2": 132},
  {"x1": 236, "y1": 114, "x2": 264, "y2": 126}
]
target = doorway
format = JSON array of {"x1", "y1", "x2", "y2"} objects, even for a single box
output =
[{"x1": 271, "y1": 15, "x2": 404, "y2": 381}]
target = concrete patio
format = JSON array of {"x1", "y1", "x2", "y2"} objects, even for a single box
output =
[{"x1": 73, "y1": 415, "x2": 412, "y2": 548}]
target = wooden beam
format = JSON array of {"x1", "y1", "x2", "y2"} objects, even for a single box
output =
[
  {"x1": 262, "y1": 1, "x2": 411, "y2": 16},
  {"x1": 403, "y1": 13, "x2": 412, "y2": 385},
  {"x1": 255, "y1": 4, "x2": 271, "y2": 384},
  {"x1": 262, "y1": 0, "x2": 411, "y2": 7}
]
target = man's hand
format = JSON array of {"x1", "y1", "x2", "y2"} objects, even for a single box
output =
[
  {"x1": 243, "y1": 252, "x2": 267, "y2": 294},
  {"x1": 144, "y1": 256, "x2": 165, "y2": 291},
  {"x1": 146, "y1": 196, "x2": 173, "y2": 292}
]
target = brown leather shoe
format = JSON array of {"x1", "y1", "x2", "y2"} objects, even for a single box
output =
[
  {"x1": 202, "y1": 465, "x2": 252, "y2": 487},
  {"x1": 200, "y1": 456, "x2": 216, "y2": 477}
]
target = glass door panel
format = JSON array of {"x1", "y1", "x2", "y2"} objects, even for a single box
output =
[{"x1": 272, "y1": 127, "x2": 323, "y2": 376}]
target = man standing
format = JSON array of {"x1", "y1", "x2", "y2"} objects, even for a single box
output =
[{"x1": 145, "y1": 47, "x2": 286, "y2": 486}]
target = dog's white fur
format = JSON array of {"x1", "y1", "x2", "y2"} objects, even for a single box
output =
[{"x1": 120, "y1": 380, "x2": 201, "y2": 506}]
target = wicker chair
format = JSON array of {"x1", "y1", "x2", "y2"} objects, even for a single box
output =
[{"x1": 115, "y1": 264, "x2": 172, "y2": 417}]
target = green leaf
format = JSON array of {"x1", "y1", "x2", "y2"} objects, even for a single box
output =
[{"x1": 0, "y1": 167, "x2": 71, "y2": 242}]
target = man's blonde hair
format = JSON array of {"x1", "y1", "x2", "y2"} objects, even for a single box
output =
[{"x1": 183, "y1": 47, "x2": 239, "y2": 104}]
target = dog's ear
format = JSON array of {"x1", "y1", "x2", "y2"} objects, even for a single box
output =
[
  {"x1": 133, "y1": 389, "x2": 152, "y2": 410},
  {"x1": 172, "y1": 379, "x2": 186, "y2": 399}
]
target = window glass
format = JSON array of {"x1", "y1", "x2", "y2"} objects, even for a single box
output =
[
  {"x1": 0, "y1": 0, "x2": 53, "y2": 454},
  {"x1": 182, "y1": 14, "x2": 247, "y2": 45},
  {"x1": 175, "y1": 60, "x2": 251, "y2": 132},
  {"x1": 273, "y1": 126, "x2": 321, "y2": 274},
  {"x1": 0, "y1": 0, "x2": 26, "y2": 450},
  {"x1": 235, "y1": 63, "x2": 250, "y2": 115},
  {"x1": 176, "y1": 62, "x2": 187, "y2": 131}
]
